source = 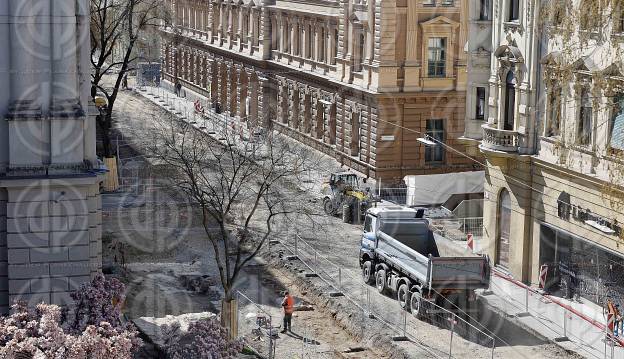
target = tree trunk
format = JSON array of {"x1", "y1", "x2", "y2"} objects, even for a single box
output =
[
  {"x1": 96, "y1": 113, "x2": 113, "y2": 157},
  {"x1": 220, "y1": 298, "x2": 238, "y2": 339}
]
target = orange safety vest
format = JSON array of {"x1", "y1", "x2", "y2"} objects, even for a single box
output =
[{"x1": 282, "y1": 295, "x2": 295, "y2": 314}]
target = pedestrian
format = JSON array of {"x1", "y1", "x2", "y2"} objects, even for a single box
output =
[
  {"x1": 615, "y1": 304, "x2": 623, "y2": 337},
  {"x1": 280, "y1": 290, "x2": 294, "y2": 333},
  {"x1": 175, "y1": 81, "x2": 182, "y2": 97},
  {"x1": 122, "y1": 74, "x2": 128, "y2": 90}
]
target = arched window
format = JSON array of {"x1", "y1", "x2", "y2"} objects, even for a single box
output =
[
  {"x1": 578, "y1": 87, "x2": 592, "y2": 145},
  {"x1": 504, "y1": 70, "x2": 516, "y2": 130},
  {"x1": 497, "y1": 189, "x2": 511, "y2": 268}
]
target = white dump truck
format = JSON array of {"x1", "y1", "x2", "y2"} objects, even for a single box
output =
[{"x1": 359, "y1": 206, "x2": 490, "y2": 316}]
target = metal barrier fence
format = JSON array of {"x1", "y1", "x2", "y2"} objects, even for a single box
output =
[
  {"x1": 285, "y1": 232, "x2": 496, "y2": 358},
  {"x1": 430, "y1": 217, "x2": 483, "y2": 242},
  {"x1": 489, "y1": 274, "x2": 624, "y2": 359},
  {"x1": 378, "y1": 187, "x2": 408, "y2": 205},
  {"x1": 236, "y1": 291, "x2": 277, "y2": 359}
]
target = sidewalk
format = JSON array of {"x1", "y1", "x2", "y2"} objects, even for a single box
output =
[
  {"x1": 483, "y1": 270, "x2": 622, "y2": 359},
  {"x1": 133, "y1": 81, "x2": 357, "y2": 196}
]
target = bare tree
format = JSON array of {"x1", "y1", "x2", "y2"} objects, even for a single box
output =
[
  {"x1": 90, "y1": 0, "x2": 169, "y2": 157},
  {"x1": 142, "y1": 114, "x2": 322, "y2": 334}
]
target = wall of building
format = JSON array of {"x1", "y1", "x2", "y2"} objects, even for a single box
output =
[
  {"x1": 0, "y1": 0, "x2": 101, "y2": 312},
  {"x1": 162, "y1": 0, "x2": 475, "y2": 183}
]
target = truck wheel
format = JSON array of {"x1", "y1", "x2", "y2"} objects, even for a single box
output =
[
  {"x1": 410, "y1": 291, "x2": 423, "y2": 319},
  {"x1": 342, "y1": 204, "x2": 352, "y2": 223},
  {"x1": 323, "y1": 198, "x2": 333, "y2": 215},
  {"x1": 362, "y1": 261, "x2": 374, "y2": 285},
  {"x1": 397, "y1": 284, "x2": 410, "y2": 311},
  {"x1": 375, "y1": 269, "x2": 387, "y2": 294}
]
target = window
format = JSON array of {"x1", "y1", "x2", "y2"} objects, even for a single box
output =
[
  {"x1": 479, "y1": 0, "x2": 490, "y2": 20},
  {"x1": 476, "y1": 87, "x2": 486, "y2": 120},
  {"x1": 497, "y1": 189, "x2": 511, "y2": 268},
  {"x1": 284, "y1": 22, "x2": 290, "y2": 53},
  {"x1": 427, "y1": 38, "x2": 446, "y2": 77},
  {"x1": 333, "y1": 29, "x2": 338, "y2": 65},
  {"x1": 578, "y1": 88, "x2": 592, "y2": 145},
  {"x1": 441, "y1": 0, "x2": 454, "y2": 6},
  {"x1": 425, "y1": 119, "x2": 445, "y2": 163},
  {"x1": 308, "y1": 25, "x2": 313, "y2": 59},
  {"x1": 351, "y1": 112, "x2": 361, "y2": 156},
  {"x1": 546, "y1": 88, "x2": 561, "y2": 137},
  {"x1": 610, "y1": 94, "x2": 624, "y2": 150},
  {"x1": 319, "y1": 28, "x2": 325, "y2": 62},
  {"x1": 354, "y1": 31, "x2": 365, "y2": 72},
  {"x1": 508, "y1": 0, "x2": 519, "y2": 21},
  {"x1": 423, "y1": 0, "x2": 435, "y2": 6},
  {"x1": 504, "y1": 71, "x2": 516, "y2": 130}
]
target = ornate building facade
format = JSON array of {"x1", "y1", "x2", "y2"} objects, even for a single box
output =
[
  {"x1": 161, "y1": 0, "x2": 476, "y2": 182},
  {"x1": 0, "y1": 0, "x2": 102, "y2": 312},
  {"x1": 481, "y1": 0, "x2": 624, "y2": 304}
]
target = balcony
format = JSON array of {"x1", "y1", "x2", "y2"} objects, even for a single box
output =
[{"x1": 480, "y1": 123, "x2": 519, "y2": 152}]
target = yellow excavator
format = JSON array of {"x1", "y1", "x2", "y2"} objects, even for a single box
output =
[{"x1": 321, "y1": 172, "x2": 373, "y2": 224}]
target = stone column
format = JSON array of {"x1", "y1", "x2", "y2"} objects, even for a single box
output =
[
  {"x1": 226, "y1": 63, "x2": 234, "y2": 115},
  {"x1": 217, "y1": 60, "x2": 226, "y2": 108},
  {"x1": 208, "y1": 1, "x2": 215, "y2": 42},
  {"x1": 227, "y1": 4, "x2": 234, "y2": 47},
  {"x1": 237, "y1": 6, "x2": 244, "y2": 50},
  {"x1": 257, "y1": 73, "x2": 272, "y2": 128},
  {"x1": 235, "y1": 65, "x2": 243, "y2": 119},
  {"x1": 248, "y1": 8, "x2": 255, "y2": 54},
  {"x1": 207, "y1": 58, "x2": 217, "y2": 104},
  {"x1": 246, "y1": 69, "x2": 258, "y2": 125},
  {"x1": 291, "y1": 17, "x2": 298, "y2": 56}
]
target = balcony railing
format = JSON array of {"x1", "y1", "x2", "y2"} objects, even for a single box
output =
[{"x1": 481, "y1": 123, "x2": 519, "y2": 152}]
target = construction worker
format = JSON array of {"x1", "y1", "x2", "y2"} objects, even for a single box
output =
[{"x1": 280, "y1": 291, "x2": 295, "y2": 333}]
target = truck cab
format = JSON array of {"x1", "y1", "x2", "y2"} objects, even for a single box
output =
[{"x1": 360, "y1": 206, "x2": 424, "y2": 260}]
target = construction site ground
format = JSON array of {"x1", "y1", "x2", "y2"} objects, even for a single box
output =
[{"x1": 103, "y1": 76, "x2": 583, "y2": 358}]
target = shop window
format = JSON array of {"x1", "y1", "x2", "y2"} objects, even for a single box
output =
[
  {"x1": 425, "y1": 119, "x2": 445, "y2": 163},
  {"x1": 504, "y1": 70, "x2": 516, "y2": 130},
  {"x1": 610, "y1": 93, "x2": 624, "y2": 150},
  {"x1": 508, "y1": 0, "x2": 519, "y2": 21},
  {"x1": 476, "y1": 87, "x2": 486, "y2": 120},
  {"x1": 546, "y1": 87, "x2": 561, "y2": 137},
  {"x1": 427, "y1": 37, "x2": 446, "y2": 77},
  {"x1": 578, "y1": 87, "x2": 592, "y2": 145}
]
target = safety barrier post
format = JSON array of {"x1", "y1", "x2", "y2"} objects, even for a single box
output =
[
  {"x1": 449, "y1": 314, "x2": 456, "y2": 359},
  {"x1": 338, "y1": 267, "x2": 342, "y2": 290},
  {"x1": 525, "y1": 286, "x2": 529, "y2": 313}
]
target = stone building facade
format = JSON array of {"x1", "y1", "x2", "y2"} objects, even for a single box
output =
[
  {"x1": 161, "y1": 0, "x2": 476, "y2": 182},
  {"x1": 481, "y1": 0, "x2": 624, "y2": 304},
  {"x1": 0, "y1": 0, "x2": 102, "y2": 312}
]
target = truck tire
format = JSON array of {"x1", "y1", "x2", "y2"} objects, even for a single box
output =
[
  {"x1": 362, "y1": 261, "x2": 374, "y2": 285},
  {"x1": 342, "y1": 204, "x2": 352, "y2": 223},
  {"x1": 323, "y1": 198, "x2": 333, "y2": 215},
  {"x1": 397, "y1": 284, "x2": 410, "y2": 311},
  {"x1": 375, "y1": 269, "x2": 387, "y2": 294},
  {"x1": 410, "y1": 291, "x2": 423, "y2": 319}
]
